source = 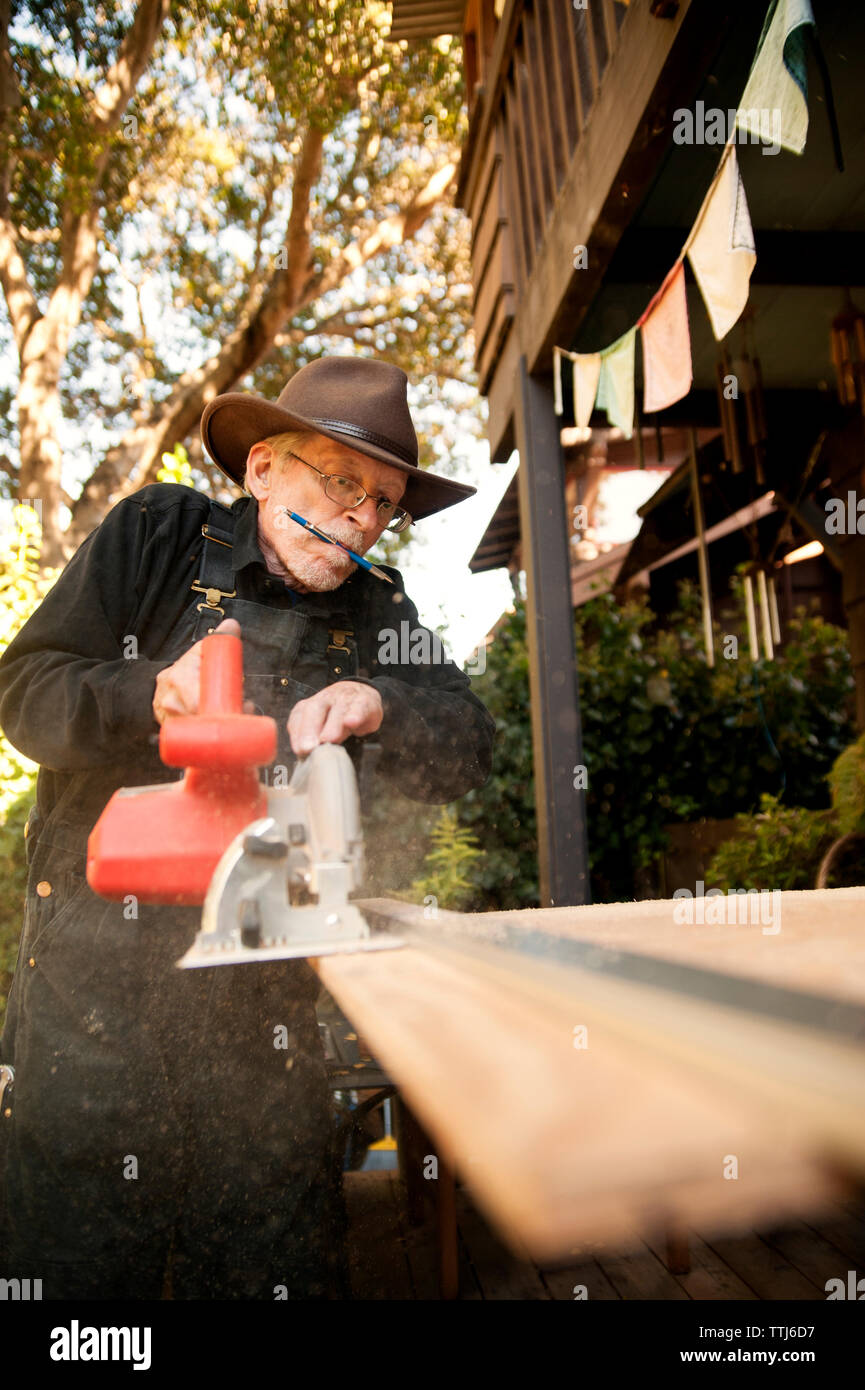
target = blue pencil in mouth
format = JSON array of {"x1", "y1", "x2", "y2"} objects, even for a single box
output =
[{"x1": 281, "y1": 508, "x2": 393, "y2": 584}]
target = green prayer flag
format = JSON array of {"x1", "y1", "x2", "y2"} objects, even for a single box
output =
[{"x1": 735, "y1": 0, "x2": 815, "y2": 155}]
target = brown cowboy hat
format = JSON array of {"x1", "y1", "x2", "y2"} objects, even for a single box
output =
[{"x1": 200, "y1": 357, "x2": 476, "y2": 522}]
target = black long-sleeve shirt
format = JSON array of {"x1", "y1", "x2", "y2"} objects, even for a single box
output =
[{"x1": 0, "y1": 484, "x2": 495, "y2": 853}]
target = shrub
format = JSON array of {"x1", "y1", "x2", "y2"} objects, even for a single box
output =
[
  {"x1": 0, "y1": 508, "x2": 57, "y2": 1027},
  {"x1": 407, "y1": 806, "x2": 483, "y2": 913},
  {"x1": 431, "y1": 580, "x2": 855, "y2": 907},
  {"x1": 706, "y1": 793, "x2": 838, "y2": 892},
  {"x1": 828, "y1": 731, "x2": 865, "y2": 836}
]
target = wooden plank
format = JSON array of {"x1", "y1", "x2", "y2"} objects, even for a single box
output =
[
  {"x1": 473, "y1": 227, "x2": 513, "y2": 357},
  {"x1": 477, "y1": 287, "x2": 515, "y2": 391},
  {"x1": 471, "y1": 167, "x2": 507, "y2": 290},
  {"x1": 500, "y1": 97, "x2": 529, "y2": 289},
  {"x1": 696, "y1": 1229, "x2": 824, "y2": 1300},
  {"x1": 456, "y1": 0, "x2": 524, "y2": 212},
  {"x1": 801, "y1": 1203, "x2": 865, "y2": 1270},
  {"x1": 522, "y1": 6, "x2": 559, "y2": 202},
  {"x1": 316, "y1": 919, "x2": 852, "y2": 1261},
  {"x1": 513, "y1": 49, "x2": 545, "y2": 247},
  {"x1": 485, "y1": 307, "x2": 520, "y2": 459},
  {"x1": 466, "y1": 125, "x2": 500, "y2": 232},
  {"x1": 758, "y1": 1218, "x2": 863, "y2": 1294},
  {"x1": 538, "y1": 0, "x2": 575, "y2": 170},
  {"x1": 595, "y1": 1245, "x2": 690, "y2": 1301},
  {"x1": 560, "y1": 0, "x2": 585, "y2": 134},
  {"x1": 538, "y1": 1257, "x2": 622, "y2": 1300},
  {"x1": 480, "y1": 888, "x2": 865, "y2": 1007},
  {"x1": 503, "y1": 80, "x2": 533, "y2": 280},
  {"x1": 601, "y1": 0, "x2": 619, "y2": 61},
  {"x1": 574, "y1": 0, "x2": 599, "y2": 100}
]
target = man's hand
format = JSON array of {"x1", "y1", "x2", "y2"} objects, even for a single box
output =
[
  {"x1": 288, "y1": 682, "x2": 383, "y2": 756},
  {"x1": 152, "y1": 618, "x2": 242, "y2": 724}
]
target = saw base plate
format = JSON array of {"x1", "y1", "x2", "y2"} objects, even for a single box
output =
[{"x1": 177, "y1": 932, "x2": 405, "y2": 969}]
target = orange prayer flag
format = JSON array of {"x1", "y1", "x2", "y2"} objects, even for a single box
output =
[{"x1": 640, "y1": 261, "x2": 692, "y2": 413}]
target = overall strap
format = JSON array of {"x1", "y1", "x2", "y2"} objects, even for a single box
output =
[
  {"x1": 327, "y1": 572, "x2": 378, "y2": 682},
  {"x1": 326, "y1": 614, "x2": 357, "y2": 681},
  {"x1": 190, "y1": 498, "x2": 237, "y2": 618}
]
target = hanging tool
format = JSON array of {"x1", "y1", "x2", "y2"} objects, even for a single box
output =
[{"x1": 87, "y1": 631, "x2": 403, "y2": 967}]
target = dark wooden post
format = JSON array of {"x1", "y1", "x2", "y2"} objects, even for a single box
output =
[{"x1": 514, "y1": 355, "x2": 590, "y2": 907}]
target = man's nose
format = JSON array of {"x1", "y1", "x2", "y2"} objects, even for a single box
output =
[{"x1": 345, "y1": 495, "x2": 382, "y2": 531}]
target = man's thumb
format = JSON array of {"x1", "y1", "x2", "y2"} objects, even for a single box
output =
[{"x1": 213, "y1": 618, "x2": 242, "y2": 637}]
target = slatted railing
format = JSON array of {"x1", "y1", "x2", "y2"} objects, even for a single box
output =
[{"x1": 465, "y1": 0, "x2": 629, "y2": 389}]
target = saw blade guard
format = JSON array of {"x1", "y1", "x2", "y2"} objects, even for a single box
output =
[
  {"x1": 179, "y1": 742, "x2": 401, "y2": 966},
  {"x1": 289, "y1": 740, "x2": 365, "y2": 894}
]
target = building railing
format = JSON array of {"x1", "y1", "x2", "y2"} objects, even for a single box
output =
[{"x1": 462, "y1": 0, "x2": 630, "y2": 390}]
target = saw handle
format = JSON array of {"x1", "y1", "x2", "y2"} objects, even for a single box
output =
[
  {"x1": 199, "y1": 630, "x2": 244, "y2": 714},
  {"x1": 159, "y1": 633, "x2": 277, "y2": 770}
]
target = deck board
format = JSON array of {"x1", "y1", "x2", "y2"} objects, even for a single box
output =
[
  {"x1": 643, "y1": 1231, "x2": 759, "y2": 1301},
  {"x1": 454, "y1": 1186, "x2": 552, "y2": 1299},
  {"x1": 539, "y1": 1259, "x2": 623, "y2": 1300},
  {"x1": 758, "y1": 1217, "x2": 861, "y2": 1293},
  {"x1": 343, "y1": 1171, "x2": 865, "y2": 1299},
  {"x1": 694, "y1": 1228, "x2": 823, "y2": 1300},
  {"x1": 593, "y1": 1245, "x2": 691, "y2": 1301},
  {"x1": 800, "y1": 1198, "x2": 865, "y2": 1270}
]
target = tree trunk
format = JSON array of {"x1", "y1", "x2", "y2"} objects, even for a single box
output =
[
  {"x1": 16, "y1": 349, "x2": 67, "y2": 567},
  {"x1": 1, "y1": 0, "x2": 170, "y2": 560}
]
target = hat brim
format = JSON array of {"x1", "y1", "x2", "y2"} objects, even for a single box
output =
[{"x1": 201, "y1": 394, "x2": 476, "y2": 522}]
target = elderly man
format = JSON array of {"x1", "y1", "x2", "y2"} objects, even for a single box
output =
[{"x1": 0, "y1": 357, "x2": 495, "y2": 1300}]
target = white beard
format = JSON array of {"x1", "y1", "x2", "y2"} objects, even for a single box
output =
[{"x1": 274, "y1": 517, "x2": 366, "y2": 591}]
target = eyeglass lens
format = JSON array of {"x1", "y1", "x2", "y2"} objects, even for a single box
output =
[{"x1": 325, "y1": 475, "x2": 407, "y2": 530}]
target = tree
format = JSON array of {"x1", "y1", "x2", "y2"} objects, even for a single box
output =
[{"x1": 0, "y1": 1, "x2": 477, "y2": 564}]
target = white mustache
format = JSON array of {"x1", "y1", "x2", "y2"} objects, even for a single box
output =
[
  {"x1": 314, "y1": 525, "x2": 365, "y2": 551},
  {"x1": 275, "y1": 507, "x2": 364, "y2": 552}
]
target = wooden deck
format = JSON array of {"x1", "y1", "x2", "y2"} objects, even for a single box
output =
[{"x1": 344, "y1": 1172, "x2": 865, "y2": 1300}]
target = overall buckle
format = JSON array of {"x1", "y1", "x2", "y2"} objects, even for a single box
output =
[{"x1": 190, "y1": 582, "x2": 237, "y2": 617}]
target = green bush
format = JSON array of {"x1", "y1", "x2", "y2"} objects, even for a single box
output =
[
  {"x1": 407, "y1": 806, "x2": 483, "y2": 912},
  {"x1": 828, "y1": 731, "x2": 865, "y2": 836},
  {"x1": 706, "y1": 793, "x2": 838, "y2": 892},
  {"x1": 0, "y1": 507, "x2": 55, "y2": 1027},
  {"x1": 453, "y1": 600, "x2": 539, "y2": 909},
  {"x1": 433, "y1": 580, "x2": 855, "y2": 908}
]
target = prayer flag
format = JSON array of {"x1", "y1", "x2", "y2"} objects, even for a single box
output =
[
  {"x1": 553, "y1": 347, "x2": 564, "y2": 416},
  {"x1": 596, "y1": 328, "x2": 636, "y2": 438},
  {"x1": 735, "y1": 0, "x2": 815, "y2": 155},
  {"x1": 640, "y1": 262, "x2": 692, "y2": 412},
  {"x1": 572, "y1": 353, "x2": 601, "y2": 428},
  {"x1": 686, "y1": 147, "x2": 756, "y2": 341}
]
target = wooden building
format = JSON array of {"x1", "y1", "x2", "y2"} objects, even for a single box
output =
[{"x1": 389, "y1": 0, "x2": 865, "y2": 908}]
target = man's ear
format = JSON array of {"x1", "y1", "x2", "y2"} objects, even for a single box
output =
[{"x1": 244, "y1": 442, "x2": 274, "y2": 501}]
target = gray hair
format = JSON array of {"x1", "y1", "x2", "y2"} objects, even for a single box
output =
[{"x1": 242, "y1": 428, "x2": 316, "y2": 491}]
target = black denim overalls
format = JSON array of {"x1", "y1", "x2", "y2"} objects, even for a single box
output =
[{"x1": 1, "y1": 499, "x2": 372, "y2": 1299}]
